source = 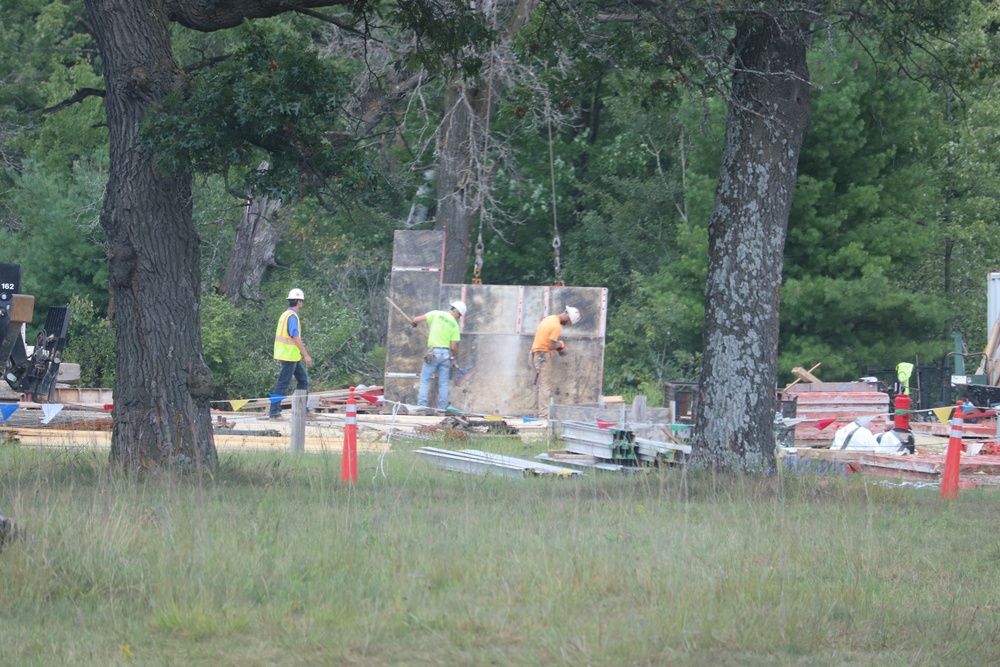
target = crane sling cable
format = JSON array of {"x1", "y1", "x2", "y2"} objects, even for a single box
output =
[
  {"x1": 471, "y1": 0, "x2": 501, "y2": 286},
  {"x1": 544, "y1": 83, "x2": 563, "y2": 286}
]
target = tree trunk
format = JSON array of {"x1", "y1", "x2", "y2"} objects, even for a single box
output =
[
  {"x1": 691, "y1": 14, "x2": 812, "y2": 474},
  {"x1": 434, "y1": 0, "x2": 539, "y2": 284},
  {"x1": 220, "y1": 166, "x2": 284, "y2": 306},
  {"x1": 435, "y1": 78, "x2": 487, "y2": 283},
  {"x1": 84, "y1": 0, "x2": 362, "y2": 470},
  {"x1": 85, "y1": 0, "x2": 217, "y2": 470}
]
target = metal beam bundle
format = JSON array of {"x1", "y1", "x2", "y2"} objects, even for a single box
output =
[
  {"x1": 415, "y1": 447, "x2": 583, "y2": 478},
  {"x1": 556, "y1": 420, "x2": 691, "y2": 465}
]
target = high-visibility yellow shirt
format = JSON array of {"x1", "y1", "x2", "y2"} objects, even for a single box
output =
[
  {"x1": 531, "y1": 314, "x2": 562, "y2": 355},
  {"x1": 273, "y1": 309, "x2": 302, "y2": 362},
  {"x1": 896, "y1": 362, "x2": 914, "y2": 395},
  {"x1": 424, "y1": 310, "x2": 460, "y2": 349}
]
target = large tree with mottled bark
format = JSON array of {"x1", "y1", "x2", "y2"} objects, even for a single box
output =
[
  {"x1": 539, "y1": 0, "x2": 973, "y2": 473},
  {"x1": 692, "y1": 12, "x2": 812, "y2": 473},
  {"x1": 82, "y1": 0, "x2": 480, "y2": 470},
  {"x1": 678, "y1": 1, "x2": 968, "y2": 473}
]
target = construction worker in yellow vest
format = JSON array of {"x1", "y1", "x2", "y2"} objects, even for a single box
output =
[
  {"x1": 896, "y1": 362, "x2": 914, "y2": 396},
  {"x1": 267, "y1": 288, "x2": 313, "y2": 421}
]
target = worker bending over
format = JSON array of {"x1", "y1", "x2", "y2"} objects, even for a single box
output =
[
  {"x1": 530, "y1": 306, "x2": 581, "y2": 419},
  {"x1": 412, "y1": 301, "x2": 466, "y2": 411}
]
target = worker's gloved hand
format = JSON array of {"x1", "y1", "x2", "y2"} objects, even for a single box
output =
[
  {"x1": 411, "y1": 319, "x2": 418, "y2": 328},
  {"x1": 558, "y1": 349, "x2": 567, "y2": 357}
]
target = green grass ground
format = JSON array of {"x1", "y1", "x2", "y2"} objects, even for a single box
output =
[{"x1": 2, "y1": 437, "x2": 1000, "y2": 666}]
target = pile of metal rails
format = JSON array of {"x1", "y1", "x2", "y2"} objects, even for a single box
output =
[
  {"x1": 414, "y1": 447, "x2": 583, "y2": 478},
  {"x1": 551, "y1": 420, "x2": 691, "y2": 468}
]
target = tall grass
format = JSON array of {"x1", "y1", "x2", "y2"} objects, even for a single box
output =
[{"x1": 3, "y1": 440, "x2": 1000, "y2": 666}]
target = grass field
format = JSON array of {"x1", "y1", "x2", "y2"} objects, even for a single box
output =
[{"x1": 2, "y1": 437, "x2": 1000, "y2": 667}]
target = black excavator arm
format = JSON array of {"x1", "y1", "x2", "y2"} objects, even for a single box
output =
[{"x1": 0, "y1": 264, "x2": 71, "y2": 404}]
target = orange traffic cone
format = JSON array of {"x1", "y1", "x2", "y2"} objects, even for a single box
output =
[
  {"x1": 341, "y1": 386, "x2": 358, "y2": 482},
  {"x1": 941, "y1": 401, "x2": 963, "y2": 500}
]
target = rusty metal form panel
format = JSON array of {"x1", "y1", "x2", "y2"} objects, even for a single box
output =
[
  {"x1": 386, "y1": 271, "x2": 440, "y2": 366},
  {"x1": 384, "y1": 232, "x2": 608, "y2": 416},
  {"x1": 391, "y1": 229, "x2": 447, "y2": 268},
  {"x1": 384, "y1": 230, "x2": 446, "y2": 402}
]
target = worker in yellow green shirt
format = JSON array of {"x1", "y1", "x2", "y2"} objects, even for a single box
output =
[{"x1": 411, "y1": 301, "x2": 466, "y2": 411}]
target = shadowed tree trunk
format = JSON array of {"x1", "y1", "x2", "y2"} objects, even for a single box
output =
[
  {"x1": 219, "y1": 194, "x2": 283, "y2": 305},
  {"x1": 85, "y1": 0, "x2": 216, "y2": 470},
  {"x1": 436, "y1": 78, "x2": 489, "y2": 283},
  {"x1": 220, "y1": 164, "x2": 284, "y2": 306},
  {"x1": 84, "y1": 0, "x2": 357, "y2": 470},
  {"x1": 435, "y1": 0, "x2": 538, "y2": 283},
  {"x1": 691, "y1": 13, "x2": 812, "y2": 474}
]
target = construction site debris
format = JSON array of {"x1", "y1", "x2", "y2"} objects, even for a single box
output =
[
  {"x1": 790, "y1": 447, "x2": 1000, "y2": 486},
  {"x1": 56, "y1": 418, "x2": 113, "y2": 431},
  {"x1": 214, "y1": 415, "x2": 236, "y2": 429},
  {"x1": 788, "y1": 382, "x2": 890, "y2": 443}
]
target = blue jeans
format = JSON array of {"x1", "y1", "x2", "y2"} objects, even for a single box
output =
[
  {"x1": 269, "y1": 360, "x2": 309, "y2": 417},
  {"x1": 418, "y1": 348, "x2": 452, "y2": 410}
]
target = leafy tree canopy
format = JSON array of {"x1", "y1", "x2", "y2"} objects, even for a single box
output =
[{"x1": 142, "y1": 22, "x2": 374, "y2": 205}]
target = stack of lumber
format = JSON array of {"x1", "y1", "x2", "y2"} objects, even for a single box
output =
[
  {"x1": 231, "y1": 388, "x2": 383, "y2": 413},
  {"x1": 317, "y1": 387, "x2": 383, "y2": 413}
]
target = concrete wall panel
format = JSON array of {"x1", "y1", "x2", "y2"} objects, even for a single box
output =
[
  {"x1": 391, "y1": 229, "x2": 446, "y2": 268},
  {"x1": 385, "y1": 231, "x2": 608, "y2": 416}
]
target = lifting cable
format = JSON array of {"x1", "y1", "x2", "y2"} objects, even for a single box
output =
[
  {"x1": 472, "y1": 0, "x2": 501, "y2": 286},
  {"x1": 544, "y1": 84, "x2": 563, "y2": 286}
]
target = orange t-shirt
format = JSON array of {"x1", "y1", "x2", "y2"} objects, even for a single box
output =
[{"x1": 531, "y1": 314, "x2": 563, "y2": 354}]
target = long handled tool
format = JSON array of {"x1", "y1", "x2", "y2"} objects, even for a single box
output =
[
  {"x1": 385, "y1": 296, "x2": 415, "y2": 324},
  {"x1": 454, "y1": 365, "x2": 477, "y2": 386},
  {"x1": 389, "y1": 296, "x2": 476, "y2": 384}
]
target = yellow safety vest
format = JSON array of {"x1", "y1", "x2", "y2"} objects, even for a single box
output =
[
  {"x1": 896, "y1": 362, "x2": 914, "y2": 396},
  {"x1": 273, "y1": 309, "x2": 302, "y2": 362}
]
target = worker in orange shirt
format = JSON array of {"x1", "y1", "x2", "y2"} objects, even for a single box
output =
[{"x1": 530, "y1": 306, "x2": 581, "y2": 418}]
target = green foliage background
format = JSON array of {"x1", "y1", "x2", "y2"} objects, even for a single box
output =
[{"x1": 1, "y1": 2, "x2": 999, "y2": 404}]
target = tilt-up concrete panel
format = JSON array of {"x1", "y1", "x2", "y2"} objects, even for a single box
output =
[{"x1": 384, "y1": 230, "x2": 608, "y2": 416}]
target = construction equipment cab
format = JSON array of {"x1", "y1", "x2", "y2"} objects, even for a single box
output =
[{"x1": 0, "y1": 264, "x2": 70, "y2": 403}]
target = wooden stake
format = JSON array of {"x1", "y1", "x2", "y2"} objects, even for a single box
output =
[{"x1": 784, "y1": 362, "x2": 822, "y2": 390}]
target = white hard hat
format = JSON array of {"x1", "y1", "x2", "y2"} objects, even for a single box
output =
[
  {"x1": 449, "y1": 300, "x2": 467, "y2": 317},
  {"x1": 565, "y1": 306, "x2": 581, "y2": 324},
  {"x1": 287, "y1": 288, "x2": 305, "y2": 300}
]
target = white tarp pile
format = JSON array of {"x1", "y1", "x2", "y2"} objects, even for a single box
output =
[{"x1": 831, "y1": 418, "x2": 912, "y2": 454}]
